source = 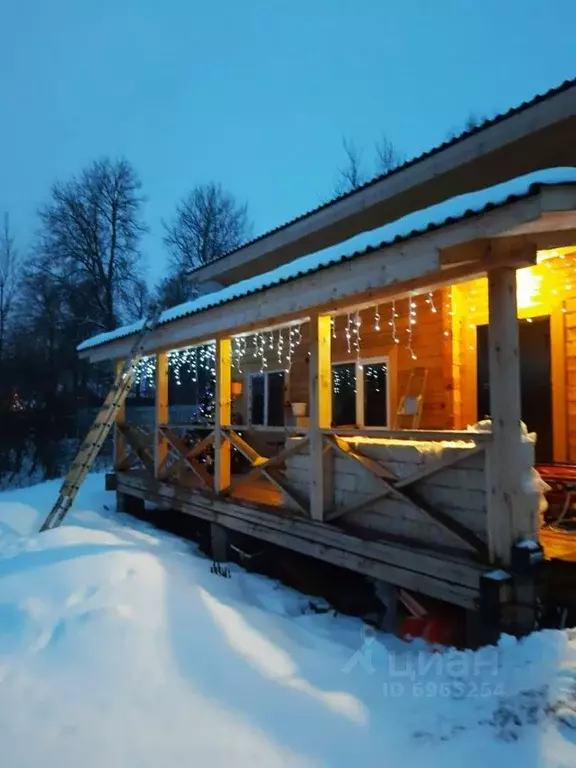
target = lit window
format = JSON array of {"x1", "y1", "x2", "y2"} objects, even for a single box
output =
[
  {"x1": 332, "y1": 359, "x2": 389, "y2": 428},
  {"x1": 249, "y1": 371, "x2": 286, "y2": 427}
]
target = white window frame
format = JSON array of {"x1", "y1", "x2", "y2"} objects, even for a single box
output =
[
  {"x1": 332, "y1": 356, "x2": 390, "y2": 428},
  {"x1": 248, "y1": 369, "x2": 288, "y2": 427}
]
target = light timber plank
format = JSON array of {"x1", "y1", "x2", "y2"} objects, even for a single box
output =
[
  {"x1": 161, "y1": 428, "x2": 213, "y2": 489},
  {"x1": 155, "y1": 352, "x2": 168, "y2": 478},
  {"x1": 158, "y1": 428, "x2": 215, "y2": 480},
  {"x1": 117, "y1": 471, "x2": 484, "y2": 608},
  {"x1": 309, "y1": 314, "x2": 333, "y2": 521},
  {"x1": 551, "y1": 301, "x2": 568, "y2": 462},
  {"x1": 215, "y1": 338, "x2": 232, "y2": 492},
  {"x1": 486, "y1": 266, "x2": 523, "y2": 564}
]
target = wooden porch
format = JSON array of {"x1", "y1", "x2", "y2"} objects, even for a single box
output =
[{"x1": 79, "y1": 172, "x2": 576, "y2": 639}]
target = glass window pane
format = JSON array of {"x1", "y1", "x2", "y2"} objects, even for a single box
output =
[
  {"x1": 363, "y1": 362, "x2": 388, "y2": 427},
  {"x1": 267, "y1": 371, "x2": 285, "y2": 427},
  {"x1": 250, "y1": 375, "x2": 265, "y2": 425},
  {"x1": 332, "y1": 363, "x2": 356, "y2": 426}
]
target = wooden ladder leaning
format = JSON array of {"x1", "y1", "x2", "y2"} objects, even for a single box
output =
[
  {"x1": 39, "y1": 311, "x2": 161, "y2": 533},
  {"x1": 394, "y1": 366, "x2": 428, "y2": 430}
]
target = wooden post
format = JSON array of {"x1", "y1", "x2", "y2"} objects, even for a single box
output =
[
  {"x1": 550, "y1": 299, "x2": 567, "y2": 462},
  {"x1": 155, "y1": 352, "x2": 169, "y2": 478},
  {"x1": 210, "y1": 522, "x2": 230, "y2": 562},
  {"x1": 486, "y1": 267, "x2": 523, "y2": 564},
  {"x1": 114, "y1": 359, "x2": 127, "y2": 471},
  {"x1": 309, "y1": 314, "x2": 333, "y2": 521},
  {"x1": 215, "y1": 338, "x2": 232, "y2": 493}
]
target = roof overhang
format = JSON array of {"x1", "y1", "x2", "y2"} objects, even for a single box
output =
[
  {"x1": 191, "y1": 80, "x2": 576, "y2": 287},
  {"x1": 80, "y1": 183, "x2": 576, "y2": 364}
]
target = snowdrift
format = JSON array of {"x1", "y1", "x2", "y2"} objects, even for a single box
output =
[{"x1": 0, "y1": 476, "x2": 575, "y2": 766}]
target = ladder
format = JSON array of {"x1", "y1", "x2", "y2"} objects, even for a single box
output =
[
  {"x1": 39, "y1": 311, "x2": 161, "y2": 533},
  {"x1": 394, "y1": 366, "x2": 428, "y2": 430}
]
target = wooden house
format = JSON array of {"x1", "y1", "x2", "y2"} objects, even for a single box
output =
[{"x1": 79, "y1": 78, "x2": 576, "y2": 642}]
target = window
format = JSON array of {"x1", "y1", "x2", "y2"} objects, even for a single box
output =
[
  {"x1": 249, "y1": 371, "x2": 286, "y2": 426},
  {"x1": 332, "y1": 358, "x2": 389, "y2": 428}
]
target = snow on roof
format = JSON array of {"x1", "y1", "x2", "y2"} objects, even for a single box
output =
[
  {"x1": 78, "y1": 167, "x2": 576, "y2": 352},
  {"x1": 190, "y1": 78, "x2": 576, "y2": 271}
]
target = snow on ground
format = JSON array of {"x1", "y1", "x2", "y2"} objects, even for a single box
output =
[{"x1": 0, "y1": 476, "x2": 575, "y2": 766}]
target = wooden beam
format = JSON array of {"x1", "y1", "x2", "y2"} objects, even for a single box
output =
[
  {"x1": 320, "y1": 427, "x2": 492, "y2": 442},
  {"x1": 309, "y1": 314, "x2": 333, "y2": 521},
  {"x1": 551, "y1": 299, "x2": 568, "y2": 462},
  {"x1": 223, "y1": 430, "x2": 309, "y2": 514},
  {"x1": 155, "y1": 352, "x2": 168, "y2": 478},
  {"x1": 113, "y1": 359, "x2": 127, "y2": 470},
  {"x1": 117, "y1": 424, "x2": 155, "y2": 474},
  {"x1": 224, "y1": 437, "x2": 310, "y2": 493},
  {"x1": 160, "y1": 428, "x2": 213, "y2": 489},
  {"x1": 486, "y1": 266, "x2": 523, "y2": 564},
  {"x1": 117, "y1": 471, "x2": 486, "y2": 608},
  {"x1": 325, "y1": 434, "x2": 487, "y2": 555},
  {"x1": 215, "y1": 338, "x2": 232, "y2": 493},
  {"x1": 190, "y1": 84, "x2": 576, "y2": 287},
  {"x1": 158, "y1": 428, "x2": 215, "y2": 481}
]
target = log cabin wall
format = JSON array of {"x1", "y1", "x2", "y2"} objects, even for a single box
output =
[
  {"x1": 233, "y1": 291, "x2": 453, "y2": 431},
  {"x1": 453, "y1": 250, "x2": 576, "y2": 462}
]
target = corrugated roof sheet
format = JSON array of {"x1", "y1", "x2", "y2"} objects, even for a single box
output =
[
  {"x1": 78, "y1": 168, "x2": 576, "y2": 352},
  {"x1": 190, "y1": 77, "x2": 576, "y2": 272}
]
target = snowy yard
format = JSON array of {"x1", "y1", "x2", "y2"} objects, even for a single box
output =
[{"x1": 0, "y1": 476, "x2": 575, "y2": 766}]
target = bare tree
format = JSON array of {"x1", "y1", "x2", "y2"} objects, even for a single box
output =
[
  {"x1": 375, "y1": 132, "x2": 404, "y2": 174},
  {"x1": 155, "y1": 272, "x2": 195, "y2": 310},
  {"x1": 36, "y1": 157, "x2": 147, "y2": 333},
  {"x1": 446, "y1": 111, "x2": 484, "y2": 141},
  {"x1": 0, "y1": 214, "x2": 18, "y2": 364},
  {"x1": 163, "y1": 182, "x2": 251, "y2": 276},
  {"x1": 124, "y1": 277, "x2": 151, "y2": 321},
  {"x1": 334, "y1": 136, "x2": 365, "y2": 195},
  {"x1": 334, "y1": 133, "x2": 403, "y2": 196}
]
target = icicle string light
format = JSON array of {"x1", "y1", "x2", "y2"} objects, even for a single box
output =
[
  {"x1": 407, "y1": 296, "x2": 417, "y2": 360},
  {"x1": 259, "y1": 331, "x2": 267, "y2": 372},
  {"x1": 374, "y1": 305, "x2": 381, "y2": 332},
  {"x1": 345, "y1": 313, "x2": 352, "y2": 354},
  {"x1": 389, "y1": 300, "x2": 399, "y2": 344},
  {"x1": 353, "y1": 311, "x2": 361, "y2": 358},
  {"x1": 287, "y1": 327, "x2": 294, "y2": 372}
]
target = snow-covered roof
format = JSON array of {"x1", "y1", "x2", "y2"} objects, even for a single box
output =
[
  {"x1": 191, "y1": 77, "x2": 576, "y2": 275},
  {"x1": 78, "y1": 168, "x2": 576, "y2": 352}
]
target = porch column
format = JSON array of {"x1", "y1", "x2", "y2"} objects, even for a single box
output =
[
  {"x1": 215, "y1": 338, "x2": 232, "y2": 492},
  {"x1": 114, "y1": 359, "x2": 127, "y2": 471},
  {"x1": 309, "y1": 314, "x2": 333, "y2": 521},
  {"x1": 486, "y1": 266, "x2": 523, "y2": 564},
  {"x1": 154, "y1": 352, "x2": 168, "y2": 478}
]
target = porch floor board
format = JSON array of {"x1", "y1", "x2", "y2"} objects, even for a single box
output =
[{"x1": 541, "y1": 526, "x2": 576, "y2": 562}]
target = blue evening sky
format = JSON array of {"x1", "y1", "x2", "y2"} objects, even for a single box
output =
[{"x1": 2, "y1": 0, "x2": 575, "y2": 285}]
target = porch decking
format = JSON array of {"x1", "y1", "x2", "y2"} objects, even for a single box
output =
[
  {"x1": 114, "y1": 466, "x2": 491, "y2": 611},
  {"x1": 541, "y1": 527, "x2": 576, "y2": 562}
]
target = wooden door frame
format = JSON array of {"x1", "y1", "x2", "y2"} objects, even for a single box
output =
[{"x1": 458, "y1": 294, "x2": 567, "y2": 463}]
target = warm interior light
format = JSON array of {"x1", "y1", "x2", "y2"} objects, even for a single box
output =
[
  {"x1": 231, "y1": 381, "x2": 243, "y2": 396},
  {"x1": 536, "y1": 248, "x2": 559, "y2": 265},
  {"x1": 516, "y1": 266, "x2": 542, "y2": 310}
]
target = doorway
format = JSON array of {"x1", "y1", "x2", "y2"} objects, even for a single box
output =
[{"x1": 476, "y1": 316, "x2": 553, "y2": 463}]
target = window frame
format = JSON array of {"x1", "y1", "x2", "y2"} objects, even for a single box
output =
[
  {"x1": 332, "y1": 355, "x2": 390, "y2": 428},
  {"x1": 247, "y1": 369, "x2": 288, "y2": 427}
]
